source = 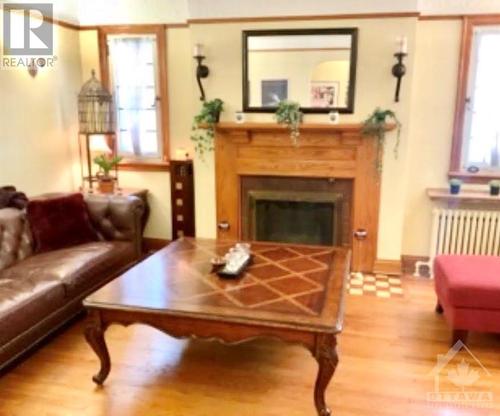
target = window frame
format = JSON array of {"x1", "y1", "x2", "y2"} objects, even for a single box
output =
[
  {"x1": 98, "y1": 25, "x2": 170, "y2": 171},
  {"x1": 450, "y1": 16, "x2": 500, "y2": 183}
]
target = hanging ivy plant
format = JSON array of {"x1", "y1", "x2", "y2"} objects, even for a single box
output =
[
  {"x1": 362, "y1": 108, "x2": 402, "y2": 172},
  {"x1": 190, "y1": 98, "x2": 224, "y2": 157},
  {"x1": 275, "y1": 100, "x2": 303, "y2": 146}
]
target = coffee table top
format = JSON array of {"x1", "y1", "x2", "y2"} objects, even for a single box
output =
[{"x1": 84, "y1": 238, "x2": 350, "y2": 333}]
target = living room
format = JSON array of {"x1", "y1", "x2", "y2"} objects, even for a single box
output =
[{"x1": 0, "y1": 0, "x2": 499, "y2": 414}]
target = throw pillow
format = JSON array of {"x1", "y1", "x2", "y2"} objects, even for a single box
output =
[{"x1": 27, "y1": 193, "x2": 98, "y2": 253}]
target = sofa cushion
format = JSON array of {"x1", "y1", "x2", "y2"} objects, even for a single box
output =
[
  {"x1": 0, "y1": 241, "x2": 135, "y2": 299},
  {"x1": 0, "y1": 278, "x2": 65, "y2": 345},
  {"x1": 434, "y1": 255, "x2": 500, "y2": 310},
  {"x1": 27, "y1": 193, "x2": 98, "y2": 253}
]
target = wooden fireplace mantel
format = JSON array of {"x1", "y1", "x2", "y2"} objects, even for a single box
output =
[
  {"x1": 214, "y1": 121, "x2": 384, "y2": 272},
  {"x1": 214, "y1": 121, "x2": 395, "y2": 133}
]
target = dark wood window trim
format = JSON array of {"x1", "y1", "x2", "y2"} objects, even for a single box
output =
[
  {"x1": 450, "y1": 16, "x2": 500, "y2": 183},
  {"x1": 98, "y1": 25, "x2": 170, "y2": 172}
]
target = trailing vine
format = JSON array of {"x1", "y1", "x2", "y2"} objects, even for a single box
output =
[
  {"x1": 362, "y1": 108, "x2": 401, "y2": 172},
  {"x1": 275, "y1": 100, "x2": 303, "y2": 146},
  {"x1": 190, "y1": 98, "x2": 224, "y2": 157}
]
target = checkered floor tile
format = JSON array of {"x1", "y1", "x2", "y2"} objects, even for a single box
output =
[{"x1": 347, "y1": 272, "x2": 403, "y2": 298}]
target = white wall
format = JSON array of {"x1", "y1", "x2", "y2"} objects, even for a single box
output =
[
  {"x1": 402, "y1": 20, "x2": 462, "y2": 255},
  {"x1": 0, "y1": 15, "x2": 82, "y2": 196},
  {"x1": 77, "y1": 0, "x2": 188, "y2": 25},
  {"x1": 419, "y1": 0, "x2": 500, "y2": 15},
  {"x1": 0, "y1": 0, "x2": 80, "y2": 24}
]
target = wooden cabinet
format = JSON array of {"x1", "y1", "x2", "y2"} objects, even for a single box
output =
[{"x1": 170, "y1": 160, "x2": 195, "y2": 239}]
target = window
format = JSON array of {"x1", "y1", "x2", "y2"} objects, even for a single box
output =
[
  {"x1": 99, "y1": 26, "x2": 169, "y2": 170},
  {"x1": 451, "y1": 17, "x2": 500, "y2": 180}
]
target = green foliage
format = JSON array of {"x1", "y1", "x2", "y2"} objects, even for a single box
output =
[
  {"x1": 362, "y1": 108, "x2": 402, "y2": 172},
  {"x1": 190, "y1": 98, "x2": 224, "y2": 157},
  {"x1": 93, "y1": 154, "x2": 122, "y2": 176},
  {"x1": 274, "y1": 100, "x2": 302, "y2": 146},
  {"x1": 449, "y1": 178, "x2": 462, "y2": 186}
]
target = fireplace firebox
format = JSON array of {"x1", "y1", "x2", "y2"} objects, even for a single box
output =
[{"x1": 241, "y1": 176, "x2": 352, "y2": 247}]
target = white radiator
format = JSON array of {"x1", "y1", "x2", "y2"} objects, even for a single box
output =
[{"x1": 415, "y1": 208, "x2": 500, "y2": 277}]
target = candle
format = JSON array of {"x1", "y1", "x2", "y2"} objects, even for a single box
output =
[
  {"x1": 398, "y1": 36, "x2": 408, "y2": 54},
  {"x1": 193, "y1": 43, "x2": 203, "y2": 57},
  {"x1": 175, "y1": 148, "x2": 188, "y2": 160}
]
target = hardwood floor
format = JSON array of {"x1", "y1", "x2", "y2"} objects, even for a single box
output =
[{"x1": 0, "y1": 276, "x2": 499, "y2": 415}]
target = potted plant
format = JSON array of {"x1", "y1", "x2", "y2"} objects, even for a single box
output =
[
  {"x1": 489, "y1": 180, "x2": 500, "y2": 196},
  {"x1": 362, "y1": 108, "x2": 402, "y2": 172},
  {"x1": 93, "y1": 154, "x2": 122, "y2": 194},
  {"x1": 191, "y1": 98, "x2": 224, "y2": 157},
  {"x1": 449, "y1": 178, "x2": 462, "y2": 195},
  {"x1": 275, "y1": 100, "x2": 303, "y2": 146}
]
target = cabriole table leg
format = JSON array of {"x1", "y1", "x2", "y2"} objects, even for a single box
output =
[
  {"x1": 84, "y1": 311, "x2": 111, "y2": 385},
  {"x1": 313, "y1": 333, "x2": 339, "y2": 416}
]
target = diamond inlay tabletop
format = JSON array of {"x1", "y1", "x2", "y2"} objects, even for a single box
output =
[{"x1": 85, "y1": 238, "x2": 350, "y2": 332}]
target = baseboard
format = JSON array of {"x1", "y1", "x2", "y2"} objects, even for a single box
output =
[
  {"x1": 143, "y1": 238, "x2": 170, "y2": 253},
  {"x1": 373, "y1": 259, "x2": 402, "y2": 276},
  {"x1": 401, "y1": 255, "x2": 431, "y2": 277}
]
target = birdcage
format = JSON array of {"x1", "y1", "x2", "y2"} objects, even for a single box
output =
[
  {"x1": 77, "y1": 70, "x2": 118, "y2": 193},
  {"x1": 78, "y1": 69, "x2": 115, "y2": 134}
]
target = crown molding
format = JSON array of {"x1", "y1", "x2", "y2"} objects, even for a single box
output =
[{"x1": 6, "y1": 6, "x2": 500, "y2": 32}]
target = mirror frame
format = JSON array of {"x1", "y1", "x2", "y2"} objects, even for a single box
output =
[{"x1": 242, "y1": 28, "x2": 358, "y2": 114}]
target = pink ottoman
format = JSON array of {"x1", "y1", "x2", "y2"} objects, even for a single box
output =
[{"x1": 434, "y1": 255, "x2": 500, "y2": 345}]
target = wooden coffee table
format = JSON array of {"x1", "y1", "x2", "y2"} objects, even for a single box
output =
[{"x1": 83, "y1": 238, "x2": 350, "y2": 416}]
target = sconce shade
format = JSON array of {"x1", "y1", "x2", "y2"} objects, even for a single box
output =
[
  {"x1": 78, "y1": 70, "x2": 115, "y2": 134},
  {"x1": 89, "y1": 135, "x2": 112, "y2": 154}
]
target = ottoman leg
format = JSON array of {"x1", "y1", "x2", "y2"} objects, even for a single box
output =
[
  {"x1": 452, "y1": 329, "x2": 468, "y2": 346},
  {"x1": 435, "y1": 302, "x2": 443, "y2": 314}
]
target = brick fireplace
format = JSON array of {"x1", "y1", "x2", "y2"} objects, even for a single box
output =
[{"x1": 214, "y1": 122, "x2": 386, "y2": 272}]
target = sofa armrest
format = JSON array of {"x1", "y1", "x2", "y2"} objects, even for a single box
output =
[
  {"x1": 85, "y1": 195, "x2": 145, "y2": 259},
  {"x1": 0, "y1": 208, "x2": 33, "y2": 271}
]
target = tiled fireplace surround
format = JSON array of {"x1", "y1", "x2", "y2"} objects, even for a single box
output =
[{"x1": 214, "y1": 122, "x2": 383, "y2": 272}]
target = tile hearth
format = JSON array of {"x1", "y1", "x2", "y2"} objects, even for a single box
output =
[{"x1": 347, "y1": 272, "x2": 404, "y2": 298}]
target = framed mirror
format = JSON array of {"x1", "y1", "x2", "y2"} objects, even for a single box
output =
[{"x1": 242, "y1": 28, "x2": 358, "y2": 113}]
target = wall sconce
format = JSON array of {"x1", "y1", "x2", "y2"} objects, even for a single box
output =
[
  {"x1": 27, "y1": 57, "x2": 47, "y2": 78},
  {"x1": 193, "y1": 43, "x2": 209, "y2": 101},
  {"x1": 392, "y1": 37, "x2": 408, "y2": 102},
  {"x1": 27, "y1": 59, "x2": 38, "y2": 77}
]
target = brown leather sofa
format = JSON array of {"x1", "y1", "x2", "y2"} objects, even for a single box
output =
[{"x1": 0, "y1": 194, "x2": 145, "y2": 371}]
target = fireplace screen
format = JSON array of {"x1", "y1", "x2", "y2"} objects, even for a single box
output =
[{"x1": 247, "y1": 190, "x2": 341, "y2": 246}]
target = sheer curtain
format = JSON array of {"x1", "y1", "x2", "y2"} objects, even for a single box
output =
[
  {"x1": 464, "y1": 28, "x2": 500, "y2": 169},
  {"x1": 108, "y1": 36, "x2": 159, "y2": 158}
]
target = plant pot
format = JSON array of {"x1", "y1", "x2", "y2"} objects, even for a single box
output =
[
  {"x1": 490, "y1": 186, "x2": 500, "y2": 196},
  {"x1": 98, "y1": 178, "x2": 115, "y2": 194},
  {"x1": 214, "y1": 110, "x2": 221, "y2": 123},
  {"x1": 450, "y1": 184, "x2": 461, "y2": 195}
]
